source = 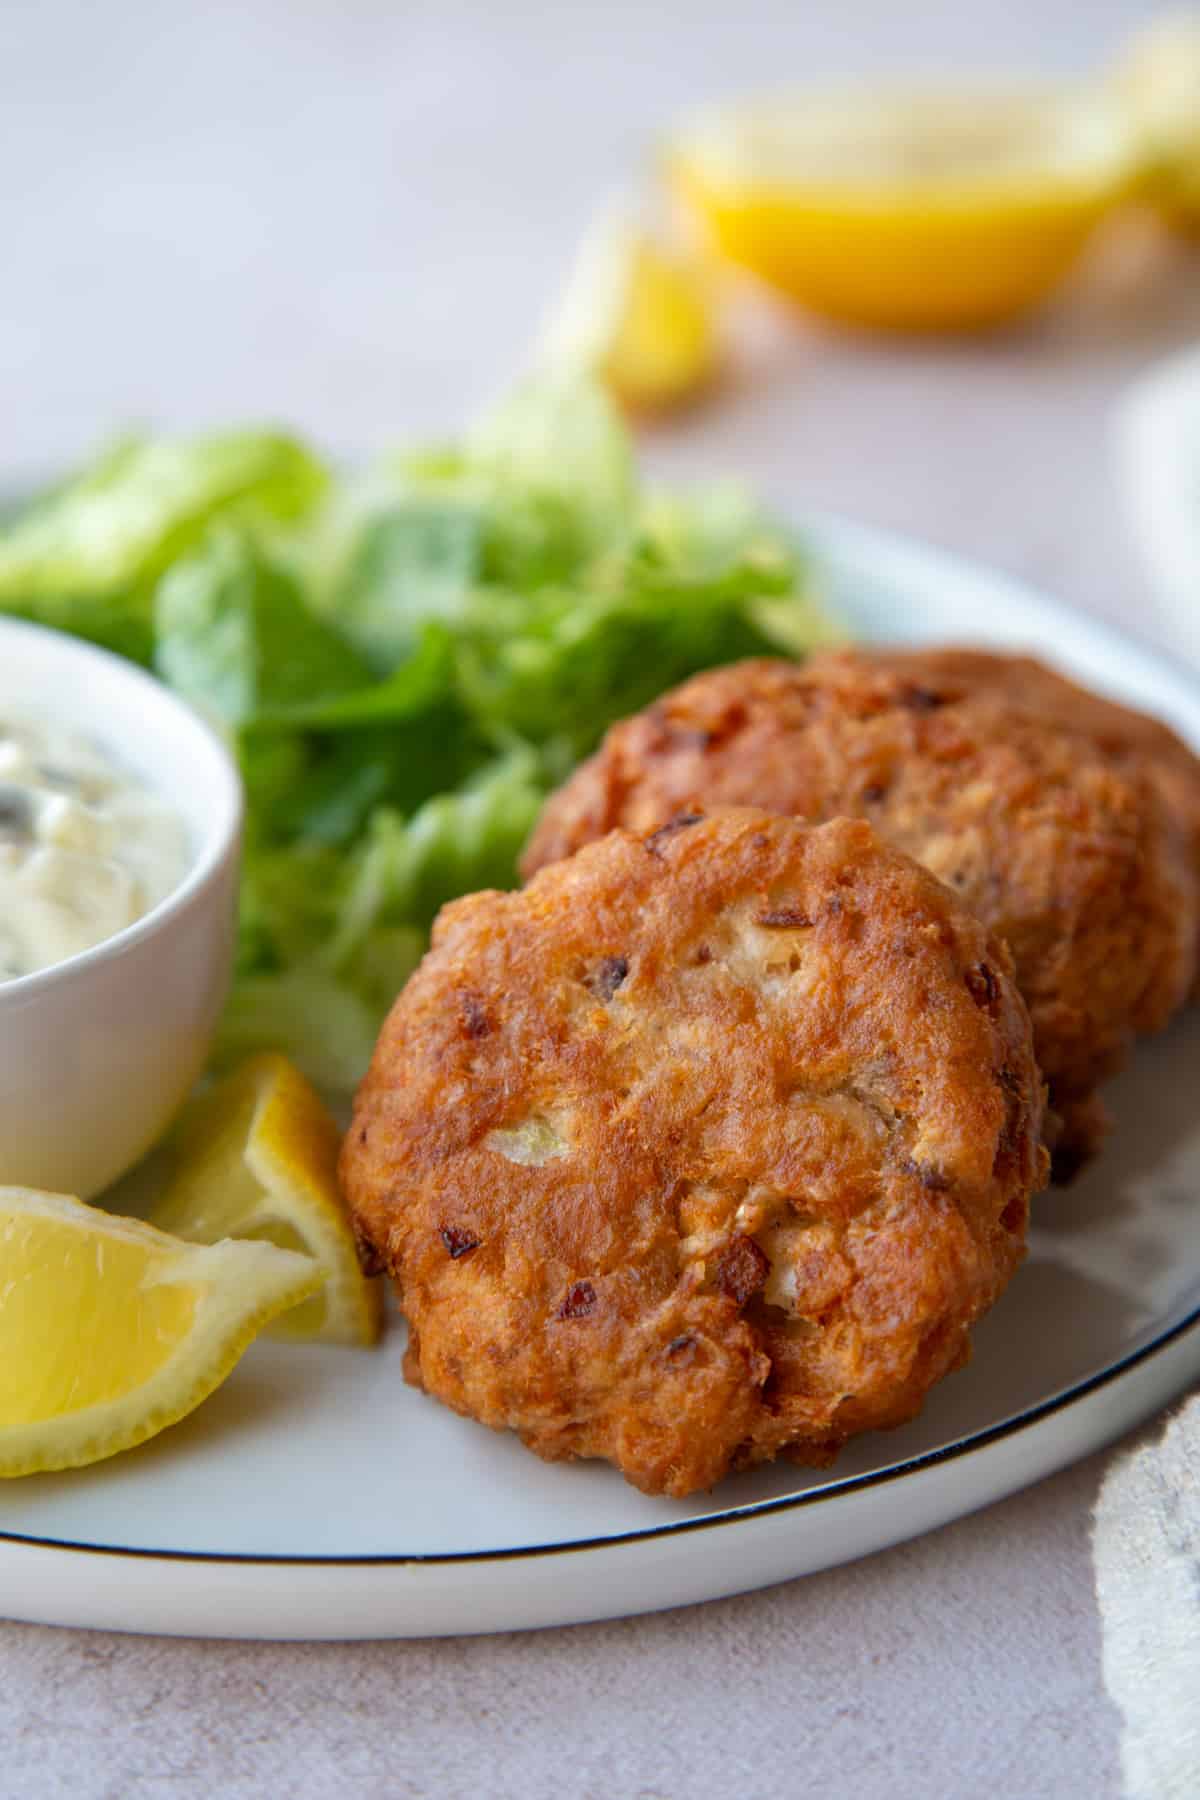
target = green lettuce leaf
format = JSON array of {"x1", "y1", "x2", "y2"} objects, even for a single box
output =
[
  {"x1": 319, "y1": 379, "x2": 635, "y2": 672},
  {"x1": 241, "y1": 625, "x2": 489, "y2": 848},
  {"x1": 214, "y1": 969, "x2": 383, "y2": 1095},
  {"x1": 450, "y1": 526, "x2": 820, "y2": 756},
  {"x1": 155, "y1": 528, "x2": 372, "y2": 728},
  {"x1": 226, "y1": 746, "x2": 545, "y2": 1083},
  {"x1": 465, "y1": 373, "x2": 635, "y2": 553},
  {"x1": 0, "y1": 431, "x2": 327, "y2": 662},
  {"x1": 327, "y1": 745, "x2": 548, "y2": 957},
  {"x1": 328, "y1": 498, "x2": 484, "y2": 670}
]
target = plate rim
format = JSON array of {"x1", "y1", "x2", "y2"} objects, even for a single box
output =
[
  {"x1": 4, "y1": 1303, "x2": 1197, "y2": 1569},
  {"x1": 5, "y1": 507, "x2": 1200, "y2": 1588}
]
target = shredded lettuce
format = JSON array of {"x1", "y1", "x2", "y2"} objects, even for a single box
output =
[
  {"x1": 213, "y1": 970, "x2": 384, "y2": 1094},
  {"x1": 155, "y1": 528, "x2": 373, "y2": 727},
  {"x1": 465, "y1": 372, "x2": 635, "y2": 552},
  {"x1": 329, "y1": 746, "x2": 548, "y2": 948},
  {"x1": 0, "y1": 431, "x2": 327, "y2": 663},
  {"x1": 0, "y1": 380, "x2": 834, "y2": 1090}
]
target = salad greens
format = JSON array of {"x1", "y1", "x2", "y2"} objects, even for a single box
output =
[
  {"x1": 0, "y1": 377, "x2": 834, "y2": 1088},
  {"x1": 0, "y1": 433, "x2": 326, "y2": 664}
]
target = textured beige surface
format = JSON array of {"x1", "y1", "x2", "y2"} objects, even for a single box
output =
[
  {"x1": 0, "y1": 1455, "x2": 1123, "y2": 1799},
  {"x1": 1, "y1": 0, "x2": 1198, "y2": 1793}
]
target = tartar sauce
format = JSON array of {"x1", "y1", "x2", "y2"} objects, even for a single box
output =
[{"x1": 0, "y1": 717, "x2": 190, "y2": 982}]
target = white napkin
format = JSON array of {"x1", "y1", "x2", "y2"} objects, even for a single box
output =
[
  {"x1": 1092, "y1": 1392, "x2": 1200, "y2": 1798},
  {"x1": 1102, "y1": 360, "x2": 1200, "y2": 1794}
]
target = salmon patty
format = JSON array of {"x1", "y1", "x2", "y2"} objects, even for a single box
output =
[
  {"x1": 342, "y1": 810, "x2": 1047, "y2": 1498},
  {"x1": 523, "y1": 648, "x2": 1200, "y2": 1174}
]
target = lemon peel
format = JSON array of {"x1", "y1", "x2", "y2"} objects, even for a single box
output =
[
  {"x1": 153, "y1": 1052, "x2": 382, "y2": 1347},
  {"x1": 668, "y1": 87, "x2": 1138, "y2": 331},
  {"x1": 0, "y1": 1186, "x2": 318, "y2": 1477}
]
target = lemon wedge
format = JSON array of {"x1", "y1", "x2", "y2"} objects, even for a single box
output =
[
  {"x1": 152, "y1": 1052, "x2": 382, "y2": 1347},
  {"x1": 539, "y1": 211, "x2": 721, "y2": 412},
  {"x1": 667, "y1": 88, "x2": 1138, "y2": 331},
  {"x1": 1118, "y1": 11, "x2": 1200, "y2": 232},
  {"x1": 0, "y1": 1186, "x2": 318, "y2": 1477}
]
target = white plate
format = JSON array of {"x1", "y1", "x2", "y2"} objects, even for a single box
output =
[
  {"x1": 1115, "y1": 345, "x2": 1200, "y2": 668},
  {"x1": 3, "y1": 515, "x2": 1199, "y2": 1641}
]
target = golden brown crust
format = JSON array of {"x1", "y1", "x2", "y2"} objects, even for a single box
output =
[
  {"x1": 342, "y1": 810, "x2": 1047, "y2": 1498},
  {"x1": 891, "y1": 649, "x2": 1200, "y2": 1004},
  {"x1": 522, "y1": 649, "x2": 1200, "y2": 1169}
]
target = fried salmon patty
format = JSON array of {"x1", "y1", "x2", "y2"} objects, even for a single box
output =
[
  {"x1": 522, "y1": 649, "x2": 1200, "y2": 1172},
  {"x1": 342, "y1": 810, "x2": 1047, "y2": 1498},
  {"x1": 896, "y1": 649, "x2": 1200, "y2": 993}
]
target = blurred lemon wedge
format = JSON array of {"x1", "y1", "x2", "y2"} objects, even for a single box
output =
[
  {"x1": 667, "y1": 88, "x2": 1139, "y2": 331},
  {"x1": 539, "y1": 211, "x2": 721, "y2": 411},
  {"x1": 1118, "y1": 11, "x2": 1200, "y2": 232},
  {"x1": 153, "y1": 1052, "x2": 382, "y2": 1347},
  {"x1": 0, "y1": 1186, "x2": 318, "y2": 1477}
]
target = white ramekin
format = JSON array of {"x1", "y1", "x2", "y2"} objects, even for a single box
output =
[{"x1": 0, "y1": 617, "x2": 242, "y2": 1197}]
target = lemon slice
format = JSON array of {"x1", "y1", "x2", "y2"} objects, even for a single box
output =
[
  {"x1": 1118, "y1": 11, "x2": 1200, "y2": 232},
  {"x1": 152, "y1": 1052, "x2": 382, "y2": 1347},
  {"x1": 667, "y1": 87, "x2": 1138, "y2": 331},
  {"x1": 539, "y1": 211, "x2": 721, "y2": 411},
  {"x1": 0, "y1": 1186, "x2": 318, "y2": 1477}
]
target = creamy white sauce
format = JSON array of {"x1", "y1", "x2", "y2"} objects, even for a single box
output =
[{"x1": 0, "y1": 716, "x2": 190, "y2": 982}]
